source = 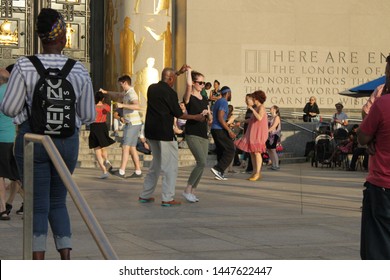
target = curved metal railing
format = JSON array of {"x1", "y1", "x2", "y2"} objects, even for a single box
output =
[{"x1": 23, "y1": 133, "x2": 118, "y2": 260}]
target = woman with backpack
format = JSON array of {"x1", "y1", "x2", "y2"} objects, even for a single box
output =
[{"x1": 0, "y1": 8, "x2": 95, "y2": 259}]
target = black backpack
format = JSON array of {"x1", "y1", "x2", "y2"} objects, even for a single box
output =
[{"x1": 27, "y1": 55, "x2": 77, "y2": 138}]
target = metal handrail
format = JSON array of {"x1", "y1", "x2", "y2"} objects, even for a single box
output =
[
  {"x1": 280, "y1": 119, "x2": 316, "y2": 134},
  {"x1": 23, "y1": 133, "x2": 118, "y2": 260}
]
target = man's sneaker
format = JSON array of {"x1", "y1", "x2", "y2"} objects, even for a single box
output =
[
  {"x1": 99, "y1": 173, "x2": 109, "y2": 179},
  {"x1": 128, "y1": 172, "x2": 143, "y2": 179},
  {"x1": 111, "y1": 170, "x2": 126, "y2": 179},
  {"x1": 215, "y1": 175, "x2": 227, "y2": 181},
  {"x1": 211, "y1": 167, "x2": 225, "y2": 180},
  {"x1": 138, "y1": 197, "x2": 155, "y2": 203},
  {"x1": 193, "y1": 195, "x2": 200, "y2": 202},
  {"x1": 16, "y1": 204, "x2": 23, "y2": 215},
  {"x1": 161, "y1": 200, "x2": 182, "y2": 207},
  {"x1": 182, "y1": 192, "x2": 196, "y2": 203}
]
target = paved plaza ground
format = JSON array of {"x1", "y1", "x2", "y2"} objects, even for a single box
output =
[{"x1": 0, "y1": 162, "x2": 366, "y2": 260}]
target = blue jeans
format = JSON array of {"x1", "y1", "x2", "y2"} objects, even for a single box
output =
[{"x1": 15, "y1": 121, "x2": 79, "y2": 252}]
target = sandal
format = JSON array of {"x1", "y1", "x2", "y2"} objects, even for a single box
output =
[{"x1": 0, "y1": 211, "x2": 10, "y2": 220}]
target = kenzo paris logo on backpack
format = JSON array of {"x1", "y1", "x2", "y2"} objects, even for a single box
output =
[{"x1": 27, "y1": 55, "x2": 77, "y2": 138}]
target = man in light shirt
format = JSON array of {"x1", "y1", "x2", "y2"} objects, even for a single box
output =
[{"x1": 100, "y1": 75, "x2": 143, "y2": 179}]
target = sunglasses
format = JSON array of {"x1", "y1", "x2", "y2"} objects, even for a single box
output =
[{"x1": 194, "y1": 81, "x2": 205, "y2": 85}]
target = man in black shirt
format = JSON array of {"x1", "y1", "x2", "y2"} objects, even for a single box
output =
[{"x1": 139, "y1": 67, "x2": 205, "y2": 206}]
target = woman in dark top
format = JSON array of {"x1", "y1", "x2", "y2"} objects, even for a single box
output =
[
  {"x1": 182, "y1": 67, "x2": 212, "y2": 203},
  {"x1": 303, "y1": 96, "x2": 320, "y2": 122},
  {"x1": 208, "y1": 79, "x2": 220, "y2": 109}
]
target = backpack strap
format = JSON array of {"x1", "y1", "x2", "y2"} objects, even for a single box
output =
[
  {"x1": 28, "y1": 56, "x2": 76, "y2": 78},
  {"x1": 60, "y1": 59, "x2": 76, "y2": 78},
  {"x1": 25, "y1": 56, "x2": 46, "y2": 128},
  {"x1": 27, "y1": 55, "x2": 46, "y2": 77}
]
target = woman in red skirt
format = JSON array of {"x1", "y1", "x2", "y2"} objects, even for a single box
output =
[{"x1": 235, "y1": 90, "x2": 268, "y2": 181}]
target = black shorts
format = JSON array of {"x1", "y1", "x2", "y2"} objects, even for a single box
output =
[
  {"x1": 266, "y1": 135, "x2": 279, "y2": 149},
  {"x1": 0, "y1": 142, "x2": 20, "y2": 180}
]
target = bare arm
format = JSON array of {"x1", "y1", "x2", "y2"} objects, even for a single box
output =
[
  {"x1": 217, "y1": 110, "x2": 236, "y2": 139},
  {"x1": 207, "y1": 105, "x2": 213, "y2": 125},
  {"x1": 179, "y1": 113, "x2": 205, "y2": 122},
  {"x1": 99, "y1": 88, "x2": 125, "y2": 102},
  {"x1": 334, "y1": 117, "x2": 348, "y2": 126},
  {"x1": 226, "y1": 115, "x2": 236, "y2": 127},
  {"x1": 251, "y1": 104, "x2": 266, "y2": 121},
  {"x1": 357, "y1": 128, "x2": 375, "y2": 155},
  {"x1": 183, "y1": 66, "x2": 192, "y2": 104},
  {"x1": 361, "y1": 110, "x2": 367, "y2": 119}
]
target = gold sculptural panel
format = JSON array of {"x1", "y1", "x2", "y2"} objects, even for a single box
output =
[
  {"x1": 0, "y1": 19, "x2": 18, "y2": 47},
  {"x1": 145, "y1": 21, "x2": 172, "y2": 68},
  {"x1": 119, "y1": 16, "x2": 144, "y2": 76},
  {"x1": 155, "y1": 0, "x2": 170, "y2": 15},
  {"x1": 134, "y1": 0, "x2": 170, "y2": 15},
  {"x1": 65, "y1": 23, "x2": 79, "y2": 49}
]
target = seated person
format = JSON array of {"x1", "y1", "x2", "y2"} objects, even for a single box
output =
[
  {"x1": 303, "y1": 96, "x2": 320, "y2": 122},
  {"x1": 324, "y1": 129, "x2": 355, "y2": 164}
]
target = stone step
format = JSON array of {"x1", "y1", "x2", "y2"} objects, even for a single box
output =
[
  {"x1": 77, "y1": 129, "x2": 305, "y2": 168},
  {"x1": 78, "y1": 146, "x2": 217, "y2": 169}
]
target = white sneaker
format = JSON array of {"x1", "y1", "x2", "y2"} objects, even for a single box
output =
[
  {"x1": 99, "y1": 173, "x2": 109, "y2": 179},
  {"x1": 192, "y1": 194, "x2": 199, "y2": 202},
  {"x1": 182, "y1": 192, "x2": 196, "y2": 203}
]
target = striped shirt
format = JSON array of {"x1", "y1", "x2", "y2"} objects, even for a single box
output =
[
  {"x1": 123, "y1": 87, "x2": 142, "y2": 125},
  {"x1": 0, "y1": 54, "x2": 95, "y2": 128}
]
